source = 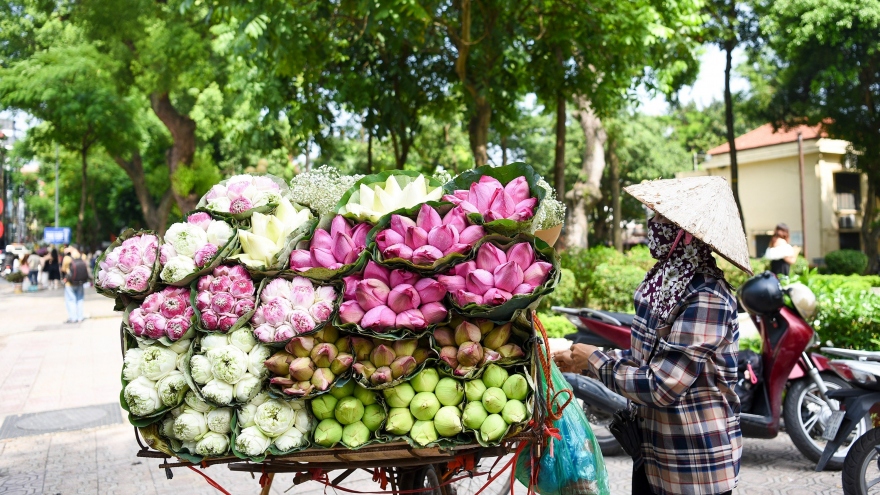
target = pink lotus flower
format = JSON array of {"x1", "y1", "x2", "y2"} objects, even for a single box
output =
[
  {"x1": 396, "y1": 309, "x2": 426, "y2": 330},
  {"x1": 201, "y1": 310, "x2": 220, "y2": 330},
  {"x1": 416, "y1": 204, "x2": 442, "y2": 231},
  {"x1": 184, "y1": 306, "x2": 195, "y2": 320},
  {"x1": 116, "y1": 246, "x2": 141, "y2": 274},
  {"x1": 143, "y1": 314, "x2": 168, "y2": 339},
  {"x1": 523, "y1": 261, "x2": 552, "y2": 287},
  {"x1": 330, "y1": 215, "x2": 351, "y2": 238},
  {"x1": 261, "y1": 278, "x2": 291, "y2": 302},
  {"x1": 388, "y1": 285, "x2": 421, "y2": 313},
  {"x1": 141, "y1": 240, "x2": 158, "y2": 265},
  {"x1": 356, "y1": 279, "x2": 391, "y2": 311},
  {"x1": 342, "y1": 276, "x2": 360, "y2": 300},
  {"x1": 442, "y1": 207, "x2": 468, "y2": 232},
  {"x1": 310, "y1": 300, "x2": 334, "y2": 322},
  {"x1": 506, "y1": 242, "x2": 536, "y2": 268},
  {"x1": 274, "y1": 324, "x2": 295, "y2": 342},
  {"x1": 315, "y1": 285, "x2": 337, "y2": 303},
  {"x1": 390, "y1": 269, "x2": 420, "y2": 287},
  {"x1": 452, "y1": 261, "x2": 476, "y2": 278},
  {"x1": 230, "y1": 197, "x2": 253, "y2": 214},
  {"x1": 437, "y1": 275, "x2": 466, "y2": 293},
  {"x1": 99, "y1": 270, "x2": 124, "y2": 289},
  {"x1": 233, "y1": 299, "x2": 255, "y2": 317},
  {"x1": 160, "y1": 294, "x2": 188, "y2": 319},
  {"x1": 187, "y1": 212, "x2": 212, "y2": 230},
  {"x1": 339, "y1": 300, "x2": 365, "y2": 324},
  {"x1": 124, "y1": 266, "x2": 152, "y2": 292},
  {"x1": 211, "y1": 292, "x2": 235, "y2": 314},
  {"x1": 166, "y1": 316, "x2": 192, "y2": 340},
  {"x1": 254, "y1": 323, "x2": 275, "y2": 342},
  {"x1": 363, "y1": 262, "x2": 391, "y2": 286},
  {"x1": 289, "y1": 277, "x2": 316, "y2": 308},
  {"x1": 427, "y1": 225, "x2": 458, "y2": 253},
  {"x1": 376, "y1": 230, "x2": 405, "y2": 253},
  {"x1": 159, "y1": 244, "x2": 177, "y2": 265},
  {"x1": 209, "y1": 276, "x2": 232, "y2": 294},
  {"x1": 195, "y1": 291, "x2": 212, "y2": 312},
  {"x1": 214, "y1": 265, "x2": 230, "y2": 277},
  {"x1": 466, "y1": 269, "x2": 494, "y2": 294},
  {"x1": 493, "y1": 261, "x2": 524, "y2": 293},
  {"x1": 419, "y1": 302, "x2": 448, "y2": 324},
  {"x1": 227, "y1": 180, "x2": 252, "y2": 200},
  {"x1": 412, "y1": 245, "x2": 443, "y2": 265},
  {"x1": 351, "y1": 223, "x2": 371, "y2": 249},
  {"x1": 288, "y1": 309, "x2": 316, "y2": 334},
  {"x1": 251, "y1": 307, "x2": 266, "y2": 326},
  {"x1": 197, "y1": 275, "x2": 213, "y2": 292},
  {"x1": 405, "y1": 226, "x2": 428, "y2": 249},
  {"x1": 390, "y1": 215, "x2": 416, "y2": 236},
  {"x1": 289, "y1": 250, "x2": 312, "y2": 269},
  {"x1": 227, "y1": 265, "x2": 249, "y2": 282},
  {"x1": 482, "y1": 288, "x2": 513, "y2": 306},
  {"x1": 361, "y1": 306, "x2": 396, "y2": 330},
  {"x1": 218, "y1": 314, "x2": 239, "y2": 332},
  {"x1": 230, "y1": 278, "x2": 255, "y2": 299},
  {"x1": 414, "y1": 278, "x2": 446, "y2": 304},
  {"x1": 128, "y1": 309, "x2": 146, "y2": 336},
  {"x1": 262, "y1": 298, "x2": 290, "y2": 326},
  {"x1": 453, "y1": 290, "x2": 483, "y2": 306},
  {"x1": 442, "y1": 175, "x2": 537, "y2": 222},
  {"x1": 513, "y1": 283, "x2": 536, "y2": 295},
  {"x1": 383, "y1": 244, "x2": 413, "y2": 260},
  {"x1": 332, "y1": 233, "x2": 357, "y2": 265},
  {"x1": 476, "y1": 243, "x2": 507, "y2": 272}
]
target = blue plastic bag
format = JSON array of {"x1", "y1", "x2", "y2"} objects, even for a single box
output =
[{"x1": 515, "y1": 344, "x2": 611, "y2": 495}]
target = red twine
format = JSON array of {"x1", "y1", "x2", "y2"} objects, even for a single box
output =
[{"x1": 186, "y1": 466, "x2": 232, "y2": 495}]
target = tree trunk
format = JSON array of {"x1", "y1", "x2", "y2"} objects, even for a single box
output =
[
  {"x1": 501, "y1": 135, "x2": 508, "y2": 166},
  {"x1": 723, "y1": 42, "x2": 746, "y2": 231},
  {"x1": 609, "y1": 137, "x2": 622, "y2": 252},
  {"x1": 150, "y1": 92, "x2": 198, "y2": 213},
  {"x1": 554, "y1": 92, "x2": 567, "y2": 202},
  {"x1": 565, "y1": 96, "x2": 607, "y2": 249},
  {"x1": 862, "y1": 178, "x2": 880, "y2": 273},
  {"x1": 467, "y1": 97, "x2": 491, "y2": 166},
  {"x1": 113, "y1": 152, "x2": 175, "y2": 234},
  {"x1": 77, "y1": 145, "x2": 89, "y2": 247},
  {"x1": 367, "y1": 130, "x2": 373, "y2": 174}
]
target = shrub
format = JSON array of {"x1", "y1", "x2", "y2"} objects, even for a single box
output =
[
  {"x1": 4, "y1": 272, "x2": 24, "y2": 283},
  {"x1": 539, "y1": 268, "x2": 578, "y2": 311},
  {"x1": 586, "y1": 263, "x2": 645, "y2": 313},
  {"x1": 824, "y1": 249, "x2": 868, "y2": 275},
  {"x1": 537, "y1": 312, "x2": 577, "y2": 339}
]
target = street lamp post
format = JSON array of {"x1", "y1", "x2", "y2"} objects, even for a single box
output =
[{"x1": 55, "y1": 144, "x2": 59, "y2": 228}]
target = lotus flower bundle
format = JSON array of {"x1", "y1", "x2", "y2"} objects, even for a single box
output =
[
  {"x1": 202, "y1": 174, "x2": 284, "y2": 215},
  {"x1": 461, "y1": 365, "x2": 530, "y2": 443},
  {"x1": 338, "y1": 261, "x2": 448, "y2": 333},
  {"x1": 158, "y1": 392, "x2": 235, "y2": 458},
  {"x1": 443, "y1": 176, "x2": 537, "y2": 222},
  {"x1": 264, "y1": 327, "x2": 352, "y2": 397},
  {"x1": 235, "y1": 393, "x2": 314, "y2": 456},
  {"x1": 350, "y1": 336, "x2": 433, "y2": 386},
  {"x1": 195, "y1": 265, "x2": 257, "y2": 333},
  {"x1": 96, "y1": 233, "x2": 159, "y2": 292},
  {"x1": 128, "y1": 286, "x2": 195, "y2": 341},
  {"x1": 288, "y1": 215, "x2": 371, "y2": 271},
  {"x1": 121, "y1": 338, "x2": 192, "y2": 418},
  {"x1": 438, "y1": 241, "x2": 552, "y2": 307},
  {"x1": 160, "y1": 213, "x2": 235, "y2": 283},
  {"x1": 433, "y1": 320, "x2": 525, "y2": 376},
  {"x1": 376, "y1": 204, "x2": 486, "y2": 266},
  {"x1": 251, "y1": 277, "x2": 337, "y2": 343},
  {"x1": 311, "y1": 381, "x2": 385, "y2": 448},
  {"x1": 380, "y1": 374, "x2": 464, "y2": 445},
  {"x1": 338, "y1": 174, "x2": 443, "y2": 223},
  {"x1": 231, "y1": 197, "x2": 314, "y2": 269},
  {"x1": 189, "y1": 328, "x2": 272, "y2": 406}
]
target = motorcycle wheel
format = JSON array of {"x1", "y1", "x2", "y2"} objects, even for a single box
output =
[
  {"x1": 784, "y1": 374, "x2": 869, "y2": 471},
  {"x1": 572, "y1": 394, "x2": 623, "y2": 456},
  {"x1": 843, "y1": 427, "x2": 880, "y2": 495}
]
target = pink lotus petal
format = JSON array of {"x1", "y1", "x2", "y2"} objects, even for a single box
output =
[
  {"x1": 405, "y1": 226, "x2": 428, "y2": 250},
  {"x1": 363, "y1": 261, "x2": 391, "y2": 285},
  {"x1": 310, "y1": 229, "x2": 333, "y2": 251},
  {"x1": 342, "y1": 275, "x2": 361, "y2": 300},
  {"x1": 383, "y1": 244, "x2": 413, "y2": 261},
  {"x1": 482, "y1": 288, "x2": 512, "y2": 306},
  {"x1": 465, "y1": 269, "x2": 494, "y2": 295},
  {"x1": 339, "y1": 300, "x2": 365, "y2": 324},
  {"x1": 442, "y1": 206, "x2": 468, "y2": 232},
  {"x1": 234, "y1": 299, "x2": 255, "y2": 317},
  {"x1": 486, "y1": 191, "x2": 516, "y2": 220},
  {"x1": 506, "y1": 242, "x2": 536, "y2": 268},
  {"x1": 387, "y1": 284, "x2": 421, "y2": 313},
  {"x1": 476, "y1": 243, "x2": 507, "y2": 272},
  {"x1": 390, "y1": 269, "x2": 420, "y2": 287},
  {"x1": 331, "y1": 232, "x2": 357, "y2": 265},
  {"x1": 311, "y1": 247, "x2": 338, "y2": 269},
  {"x1": 395, "y1": 309, "x2": 426, "y2": 330},
  {"x1": 196, "y1": 291, "x2": 212, "y2": 311},
  {"x1": 416, "y1": 204, "x2": 442, "y2": 232},
  {"x1": 414, "y1": 278, "x2": 446, "y2": 304},
  {"x1": 376, "y1": 229, "x2": 405, "y2": 253},
  {"x1": 412, "y1": 245, "x2": 444, "y2": 266},
  {"x1": 471, "y1": 178, "x2": 503, "y2": 211},
  {"x1": 201, "y1": 310, "x2": 220, "y2": 330},
  {"x1": 453, "y1": 290, "x2": 483, "y2": 306},
  {"x1": 443, "y1": 244, "x2": 471, "y2": 257},
  {"x1": 427, "y1": 225, "x2": 458, "y2": 253},
  {"x1": 523, "y1": 261, "x2": 552, "y2": 287},
  {"x1": 419, "y1": 302, "x2": 448, "y2": 325},
  {"x1": 330, "y1": 215, "x2": 353, "y2": 238},
  {"x1": 218, "y1": 314, "x2": 239, "y2": 332},
  {"x1": 187, "y1": 212, "x2": 212, "y2": 230},
  {"x1": 504, "y1": 176, "x2": 530, "y2": 204},
  {"x1": 437, "y1": 275, "x2": 466, "y2": 293},
  {"x1": 211, "y1": 292, "x2": 235, "y2": 314},
  {"x1": 513, "y1": 283, "x2": 536, "y2": 295},
  {"x1": 289, "y1": 250, "x2": 313, "y2": 270},
  {"x1": 253, "y1": 323, "x2": 275, "y2": 343},
  {"x1": 351, "y1": 223, "x2": 371, "y2": 250},
  {"x1": 209, "y1": 276, "x2": 232, "y2": 294},
  {"x1": 361, "y1": 306, "x2": 396, "y2": 330},
  {"x1": 493, "y1": 261, "x2": 524, "y2": 293},
  {"x1": 356, "y1": 279, "x2": 391, "y2": 311},
  {"x1": 390, "y1": 215, "x2": 417, "y2": 236},
  {"x1": 452, "y1": 261, "x2": 477, "y2": 278},
  {"x1": 274, "y1": 324, "x2": 295, "y2": 342}
]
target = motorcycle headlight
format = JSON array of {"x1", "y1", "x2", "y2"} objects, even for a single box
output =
[{"x1": 829, "y1": 360, "x2": 880, "y2": 390}]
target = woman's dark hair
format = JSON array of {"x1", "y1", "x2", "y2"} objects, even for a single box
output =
[
  {"x1": 771, "y1": 223, "x2": 790, "y2": 243},
  {"x1": 50, "y1": 248, "x2": 59, "y2": 263}
]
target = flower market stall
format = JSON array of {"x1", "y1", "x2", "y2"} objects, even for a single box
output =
[{"x1": 98, "y1": 165, "x2": 606, "y2": 495}]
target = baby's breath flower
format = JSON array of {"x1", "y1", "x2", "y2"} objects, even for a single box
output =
[
  {"x1": 533, "y1": 178, "x2": 566, "y2": 230},
  {"x1": 288, "y1": 166, "x2": 363, "y2": 218}
]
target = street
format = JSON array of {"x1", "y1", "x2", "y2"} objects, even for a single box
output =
[{"x1": 0, "y1": 282, "x2": 849, "y2": 495}]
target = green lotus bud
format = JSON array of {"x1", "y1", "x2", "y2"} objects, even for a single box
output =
[
  {"x1": 371, "y1": 366, "x2": 393, "y2": 385},
  {"x1": 311, "y1": 343, "x2": 339, "y2": 368},
  {"x1": 390, "y1": 356, "x2": 417, "y2": 379},
  {"x1": 479, "y1": 414, "x2": 507, "y2": 443},
  {"x1": 264, "y1": 351, "x2": 296, "y2": 375},
  {"x1": 288, "y1": 357, "x2": 316, "y2": 381},
  {"x1": 501, "y1": 374, "x2": 529, "y2": 401},
  {"x1": 351, "y1": 337, "x2": 375, "y2": 362},
  {"x1": 353, "y1": 385, "x2": 378, "y2": 406},
  {"x1": 311, "y1": 394, "x2": 338, "y2": 421},
  {"x1": 435, "y1": 377, "x2": 464, "y2": 406},
  {"x1": 286, "y1": 336, "x2": 315, "y2": 358},
  {"x1": 457, "y1": 342, "x2": 484, "y2": 368},
  {"x1": 370, "y1": 344, "x2": 396, "y2": 368},
  {"x1": 330, "y1": 353, "x2": 354, "y2": 376},
  {"x1": 330, "y1": 380, "x2": 356, "y2": 399},
  {"x1": 482, "y1": 387, "x2": 507, "y2": 414},
  {"x1": 385, "y1": 408, "x2": 415, "y2": 435},
  {"x1": 342, "y1": 421, "x2": 371, "y2": 448},
  {"x1": 383, "y1": 382, "x2": 415, "y2": 408},
  {"x1": 336, "y1": 336, "x2": 352, "y2": 354},
  {"x1": 314, "y1": 418, "x2": 343, "y2": 447},
  {"x1": 482, "y1": 364, "x2": 509, "y2": 388},
  {"x1": 434, "y1": 406, "x2": 463, "y2": 437},
  {"x1": 496, "y1": 344, "x2": 525, "y2": 359},
  {"x1": 463, "y1": 401, "x2": 488, "y2": 430},
  {"x1": 334, "y1": 396, "x2": 365, "y2": 425},
  {"x1": 433, "y1": 326, "x2": 455, "y2": 347},
  {"x1": 483, "y1": 323, "x2": 511, "y2": 350},
  {"x1": 362, "y1": 404, "x2": 386, "y2": 432},
  {"x1": 411, "y1": 368, "x2": 440, "y2": 393},
  {"x1": 310, "y1": 368, "x2": 335, "y2": 391},
  {"x1": 410, "y1": 420, "x2": 439, "y2": 446},
  {"x1": 454, "y1": 322, "x2": 481, "y2": 346},
  {"x1": 412, "y1": 348, "x2": 432, "y2": 364},
  {"x1": 465, "y1": 379, "x2": 487, "y2": 402},
  {"x1": 410, "y1": 392, "x2": 441, "y2": 421},
  {"x1": 476, "y1": 319, "x2": 495, "y2": 335},
  {"x1": 315, "y1": 326, "x2": 339, "y2": 344},
  {"x1": 501, "y1": 399, "x2": 528, "y2": 424},
  {"x1": 393, "y1": 339, "x2": 418, "y2": 357}
]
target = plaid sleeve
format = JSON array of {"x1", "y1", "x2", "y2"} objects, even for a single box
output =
[{"x1": 589, "y1": 288, "x2": 733, "y2": 407}]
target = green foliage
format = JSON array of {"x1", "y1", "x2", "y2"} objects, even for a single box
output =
[
  {"x1": 557, "y1": 246, "x2": 655, "y2": 313},
  {"x1": 537, "y1": 313, "x2": 578, "y2": 339},
  {"x1": 4, "y1": 272, "x2": 25, "y2": 283},
  {"x1": 170, "y1": 150, "x2": 221, "y2": 199},
  {"x1": 740, "y1": 334, "x2": 763, "y2": 354},
  {"x1": 824, "y1": 250, "x2": 868, "y2": 276},
  {"x1": 539, "y1": 268, "x2": 578, "y2": 311}
]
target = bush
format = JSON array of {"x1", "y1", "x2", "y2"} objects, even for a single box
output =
[
  {"x1": 4, "y1": 272, "x2": 24, "y2": 283},
  {"x1": 537, "y1": 312, "x2": 577, "y2": 339},
  {"x1": 539, "y1": 268, "x2": 578, "y2": 311},
  {"x1": 587, "y1": 263, "x2": 645, "y2": 313},
  {"x1": 824, "y1": 249, "x2": 868, "y2": 275}
]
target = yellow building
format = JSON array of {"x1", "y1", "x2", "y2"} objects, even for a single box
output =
[{"x1": 677, "y1": 123, "x2": 866, "y2": 262}]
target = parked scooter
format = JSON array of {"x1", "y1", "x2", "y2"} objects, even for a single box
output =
[
  {"x1": 555, "y1": 271, "x2": 868, "y2": 469},
  {"x1": 814, "y1": 348, "x2": 880, "y2": 493}
]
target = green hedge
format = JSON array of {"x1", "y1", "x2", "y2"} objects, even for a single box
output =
[{"x1": 824, "y1": 249, "x2": 869, "y2": 275}]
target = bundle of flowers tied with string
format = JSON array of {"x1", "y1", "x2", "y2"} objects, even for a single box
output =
[{"x1": 106, "y1": 163, "x2": 575, "y2": 479}]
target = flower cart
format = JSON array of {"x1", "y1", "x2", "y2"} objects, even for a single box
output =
[{"x1": 99, "y1": 166, "x2": 603, "y2": 495}]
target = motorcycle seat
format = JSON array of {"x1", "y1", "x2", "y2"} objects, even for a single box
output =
[{"x1": 592, "y1": 310, "x2": 635, "y2": 328}]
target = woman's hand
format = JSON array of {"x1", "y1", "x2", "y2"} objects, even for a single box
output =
[{"x1": 553, "y1": 344, "x2": 599, "y2": 373}]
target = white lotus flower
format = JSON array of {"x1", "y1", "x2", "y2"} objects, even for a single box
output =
[
  {"x1": 201, "y1": 334, "x2": 230, "y2": 352},
  {"x1": 339, "y1": 174, "x2": 443, "y2": 222},
  {"x1": 254, "y1": 399, "x2": 295, "y2": 437},
  {"x1": 206, "y1": 220, "x2": 234, "y2": 247},
  {"x1": 248, "y1": 344, "x2": 272, "y2": 378},
  {"x1": 184, "y1": 391, "x2": 213, "y2": 413},
  {"x1": 157, "y1": 371, "x2": 189, "y2": 407},
  {"x1": 124, "y1": 376, "x2": 161, "y2": 416},
  {"x1": 207, "y1": 407, "x2": 234, "y2": 434},
  {"x1": 235, "y1": 426, "x2": 272, "y2": 456},
  {"x1": 174, "y1": 409, "x2": 208, "y2": 441},
  {"x1": 201, "y1": 379, "x2": 234, "y2": 405},
  {"x1": 167, "y1": 338, "x2": 192, "y2": 355},
  {"x1": 190, "y1": 355, "x2": 214, "y2": 385},
  {"x1": 294, "y1": 408, "x2": 312, "y2": 434},
  {"x1": 211, "y1": 345, "x2": 249, "y2": 384},
  {"x1": 229, "y1": 328, "x2": 256, "y2": 353},
  {"x1": 122, "y1": 348, "x2": 144, "y2": 381},
  {"x1": 238, "y1": 404, "x2": 258, "y2": 428},
  {"x1": 164, "y1": 223, "x2": 208, "y2": 258},
  {"x1": 140, "y1": 346, "x2": 179, "y2": 381},
  {"x1": 274, "y1": 427, "x2": 306, "y2": 452},
  {"x1": 161, "y1": 416, "x2": 176, "y2": 439},
  {"x1": 176, "y1": 353, "x2": 188, "y2": 373},
  {"x1": 207, "y1": 197, "x2": 232, "y2": 212},
  {"x1": 195, "y1": 431, "x2": 230, "y2": 456},
  {"x1": 232, "y1": 198, "x2": 312, "y2": 268},
  {"x1": 160, "y1": 256, "x2": 198, "y2": 283},
  {"x1": 233, "y1": 373, "x2": 261, "y2": 403}
]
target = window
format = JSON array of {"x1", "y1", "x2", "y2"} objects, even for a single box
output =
[
  {"x1": 755, "y1": 234, "x2": 772, "y2": 257},
  {"x1": 835, "y1": 172, "x2": 861, "y2": 211},
  {"x1": 839, "y1": 232, "x2": 861, "y2": 251}
]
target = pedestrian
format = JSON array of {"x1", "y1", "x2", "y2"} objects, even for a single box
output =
[
  {"x1": 19, "y1": 253, "x2": 30, "y2": 285},
  {"x1": 45, "y1": 248, "x2": 61, "y2": 290},
  {"x1": 62, "y1": 248, "x2": 90, "y2": 323},
  {"x1": 764, "y1": 223, "x2": 799, "y2": 277},
  {"x1": 553, "y1": 177, "x2": 751, "y2": 495},
  {"x1": 27, "y1": 251, "x2": 41, "y2": 287}
]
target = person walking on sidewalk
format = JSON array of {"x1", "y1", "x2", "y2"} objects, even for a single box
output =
[
  {"x1": 27, "y1": 252, "x2": 41, "y2": 287},
  {"x1": 62, "y1": 248, "x2": 90, "y2": 323},
  {"x1": 45, "y1": 248, "x2": 61, "y2": 289}
]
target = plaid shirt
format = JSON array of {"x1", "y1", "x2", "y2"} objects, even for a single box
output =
[{"x1": 588, "y1": 274, "x2": 742, "y2": 495}]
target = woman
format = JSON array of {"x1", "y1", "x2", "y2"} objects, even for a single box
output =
[
  {"x1": 764, "y1": 223, "x2": 799, "y2": 276},
  {"x1": 45, "y1": 248, "x2": 61, "y2": 290},
  {"x1": 554, "y1": 176, "x2": 750, "y2": 495}
]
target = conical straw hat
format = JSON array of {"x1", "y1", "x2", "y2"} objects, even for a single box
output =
[{"x1": 624, "y1": 176, "x2": 752, "y2": 275}]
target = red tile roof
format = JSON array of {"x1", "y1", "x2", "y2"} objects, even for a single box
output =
[{"x1": 707, "y1": 123, "x2": 825, "y2": 155}]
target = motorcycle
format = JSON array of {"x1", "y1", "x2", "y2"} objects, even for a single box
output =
[
  {"x1": 814, "y1": 348, "x2": 880, "y2": 494},
  {"x1": 555, "y1": 271, "x2": 868, "y2": 470}
]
